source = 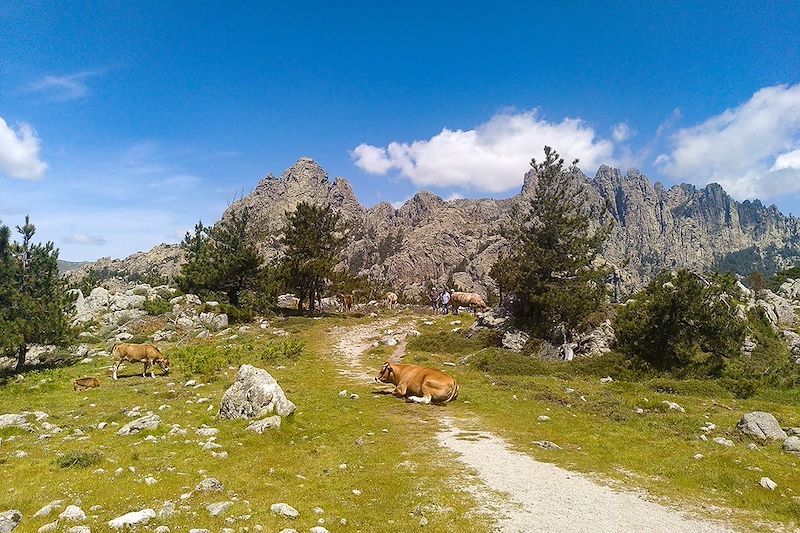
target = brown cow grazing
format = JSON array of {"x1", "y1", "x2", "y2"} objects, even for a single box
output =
[
  {"x1": 338, "y1": 292, "x2": 354, "y2": 312},
  {"x1": 74, "y1": 377, "x2": 100, "y2": 391},
  {"x1": 385, "y1": 291, "x2": 398, "y2": 309},
  {"x1": 449, "y1": 291, "x2": 489, "y2": 314},
  {"x1": 112, "y1": 343, "x2": 170, "y2": 380},
  {"x1": 375, "y1": 361, "x2": 459, "y2": 404}
]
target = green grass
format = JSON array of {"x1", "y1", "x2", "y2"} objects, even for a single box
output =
[
  {"x1": 390, "y1": 319, "x2": 800, "y2": 531},
  {"x1": 0, "y1": 314, "x2": 491, "y2": 532}
]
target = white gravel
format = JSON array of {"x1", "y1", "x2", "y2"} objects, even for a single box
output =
[{"x1": 437, "y1": 418, "x2": 732, "y2": 533}]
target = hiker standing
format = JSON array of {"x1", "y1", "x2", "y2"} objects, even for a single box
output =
[
  {"x1": 430, "y1": 287, "x2": 439, "y2": 313},
  {"x1": 441, "y1": 288, "x2": 450, "y2": 315}
]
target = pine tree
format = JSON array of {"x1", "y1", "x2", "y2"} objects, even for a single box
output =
[
  {"x1": 491, "y1": 146, "x2": 612, "y2": 340},
  {"x1": 279, "y1": 202, "x2": 347, "y2": 314},
  {"x1": 176, "y1": 208, "x2": 265, "y2": 307},
  {"x1": 0, "y1": 216, "x2": 75, "y2": 373}
]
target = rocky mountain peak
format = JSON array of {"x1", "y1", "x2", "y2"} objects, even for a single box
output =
[{"x1": 282, "y1": 157, "x2": 328, "y2": 183}]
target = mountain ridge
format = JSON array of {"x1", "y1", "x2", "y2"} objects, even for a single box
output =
[{"x1": 68, "y1": 157, "x2": 800, "y2": 299}]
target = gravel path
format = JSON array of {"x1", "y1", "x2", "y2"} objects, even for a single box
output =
[
  {"x1": 437, "y1": 418, "x2": 733, "y2": 533},
  {"x1": 332, "y1": 318, "x2": 736, "y2": 532}
]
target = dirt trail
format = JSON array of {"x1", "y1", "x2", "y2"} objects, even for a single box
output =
[{"x1": 331, "y1": 318, "x2": 734, "y2": 533}]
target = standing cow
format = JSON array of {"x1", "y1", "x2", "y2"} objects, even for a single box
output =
[
  {"x1": 112, "y1": 343, "x2": 170, "y2": 380},
  {"x1": 385, "y1": 291, "x2": 398, "y2": 309},
  {"x1": 449, "y1": 291, "x2": 489, "y2": 314}
]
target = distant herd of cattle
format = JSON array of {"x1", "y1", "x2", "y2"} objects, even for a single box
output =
[{"x1": 336, "y1": 290, "x2": 488, "y2": 314}]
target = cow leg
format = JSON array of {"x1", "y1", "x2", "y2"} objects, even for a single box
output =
[
  {"x1": 113, "y1": 361, "x2": 119, "y2": 380},
  {"x1": 392, "y1": 383, "x2": 408, "y2": 398},
  {"x1": 406, "y1": 394, "x2": 432, "y2": 404},
  {"x1": 150, "y1": 364, "x2": 156, "y2": 378},
  {"x1": 142, "y1": 361, "x2": 148, "y2": 378}
]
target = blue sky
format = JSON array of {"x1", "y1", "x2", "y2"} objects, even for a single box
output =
[{"x1": 1, "y1": 1, "x2": 799, "y2": 261}]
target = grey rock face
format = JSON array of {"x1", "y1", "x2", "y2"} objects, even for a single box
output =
[
  {"x1": 69, "y1": 158, "x2": 800, "y2": 300},
  {"x1": 0, "y1": 414, "x2": 32, "y2": 431},
  {"x1": 270, "y1": 503, "x2": 299, "y2": 519},
  {"x1": 737, "y1": 412, "x2": 787, "y2": 440},
  {"x1": 219, "y1": 365, "x2": 296, "y2": 419},
  {"x1": 783, "y1": 435, "x2": 800, "y2": 455},
  {"x1": 246, "y1": 416, "x2": 281, "y2": 434},
  {"x1": 0, "y1": 510, "x2": 22, "y2": 533},
  {"x1": 116, "y1": 413, "x2": 161, "y2": 436},
  {"x1": 501, "y1": 329, "x2": 530, "y2": 352},
  {"x1": 108, "y1": 509, "x2": 155, "y2": 529},
  {"x1": 206, "y1": 501, "x2": 234, "y2": 517}
]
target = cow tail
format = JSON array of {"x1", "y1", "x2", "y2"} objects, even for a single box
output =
[{"x1": 446, "y1": 381, "x2": 459, "y2": 403}]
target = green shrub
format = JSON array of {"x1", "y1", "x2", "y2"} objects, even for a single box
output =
[
  {"x1": 54, "y1": 450, "x2": 103, "y2": 469},
  {"x1": 219, "y1": 303, "x2": 254, "y2": 324},
  {"x1": 171, "y1": 339, "x2": 304, "y2": 378},
  {"x1": 720, "y1": 378, "x2": 759, "y2": 399},
  {"x1": 143, "y1": 297, "x2": 172, "y2": 316},
  {"x1": 469, "y1": 349, "x2": 644, "y2": 381},
  {"x1": 645, "y1": 378, "x2": 733, "y2": 398},
  {"x1": 615, "y1": 270, "x2": 745, "y2": 377},
  {"x1": 408, "y1": 330, "x2": 490, "y2": 356}
]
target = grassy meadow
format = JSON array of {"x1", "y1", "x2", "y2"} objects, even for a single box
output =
[{"x1": 1, "y1": 309, "x2": 799, "y2": 531}]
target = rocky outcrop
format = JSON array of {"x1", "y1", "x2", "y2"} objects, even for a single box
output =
[
  {"x1": 71, "y1": 157, "x2": 800, "y2": 300},
  {"x1": 218, "y1": 365, "x2": 296, "y2": 419},
  {"x1": 737, "y1": 412, "x2": 787, "y2": 440}
]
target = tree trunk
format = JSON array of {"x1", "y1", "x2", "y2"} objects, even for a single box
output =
[
  {"x1": 15, "y1": 344, "x2": 26, "y2": 373},
  {"x1": 308, "y1": 285, "x2": 317, "y2": 316},
  {"x1": 227, "y1": 289, "x2": 240, "y2": 308}
]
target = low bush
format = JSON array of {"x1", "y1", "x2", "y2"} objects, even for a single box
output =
[
  {"x1": 54, "y1": 450, "x2": 103, "y2": 469},
  {"x1": 408, "y1": 330, "x2": 492, "y2": 356},
  {"x1": 645, "y1": 378, "x2": 733, "y2": 398},
  {"x1": 143, "y1": 297, "x2": 172, "y2": 316},
  {"x1": 171, "y1": 339, "x2": 304, "y2": 378}
]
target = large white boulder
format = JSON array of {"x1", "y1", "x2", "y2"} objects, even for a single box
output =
[
  {"x1": 0, "y1": 510, "x2": 22, "y2": 533},
  {"x1": 219, "y1": 365, "x2": 296, "y2": 419},
  {"x1": 737, "y1": 412, "x2": 787, "y2": 441},
  {"x1": 108, "y1": 508, "x2": 155, "y2": 529},
  {"x1": 116, "y1": 414, "x2": 161, "y2": 436}
]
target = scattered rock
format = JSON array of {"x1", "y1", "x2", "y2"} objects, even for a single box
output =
[
  {"x1": 33, "y1": 501, "x2": 63, "y2": 518},
  {"x1": 195, "y1": 426, "x2": 219, "y2": 437},
  {"x1": 662, "y1": 400, "x2": 685, "y2": 413},
  {"x1": 158, "y1": 501, "x2": 175, "y2": 519},
  {"x1": 270, "y1": 503, "x2": 299, "y2": 519},
  {"x1": 501, "y1": 328, "x2": 529, "y2": 352},
  {"x1": 144, "y1": 476, "x2": 157, "y2": 485},
  {"x1": 693, "y1": 453, "x2": 703, "y2": 460},
  {"x1": 219, "y1": 365, "x2": 296, "y2": 419},
  {"x1": 116, "y1": 413, "x2": 161, "y2": 436},
  {"x1": 748, "y1": 443, "x2": 759, "y2": 451},
  {"x1": 713, "y1": 437, "x2": 734, "y2": 447},
  {"x1": 310, "y1": 527, "x2": 329, "y2": 533},
  {"x1": 184, "y1": 380, "x2": 197, "y2": 387},
  {"x1": 37, "y1": 521, "x2": 58, "y2": 533},
  {"x1": 59, "y1": 506, "x2": 86, "y2": 522},
  {"x1": 737, "y1": 412, "x2": 787, "y2": 441},
  {"x1": 783, "y1": 435, "x2": 800, "y2": 455},
  {"x1": 154, "y1": 527, "x2": 170, "y2": 533},
  {"x1": 196, "y1": 478, "x2": 224, "y2": 492},
  {"x1": 108, "y1": 509, "x2": 155, "y2": 529},
  {"x1": 760, "y1": 477, "x2": 777, "y2": 490},
  {"x1": 600, "y1": 377, "x2": 614, "y2": 384},
  {"x1": 0, "y1": 414, "x2": 32, "y2": 431},
  {"x1": 537, "y1": 415, "x2": 550, "y2": 422},
  {"x1": 338, "y1": 390, "x2": 348, "y2": 398},
  {"x1": 0, "y1": 510, "x2": 22, "y2": 533},
  {"x1": 206, "y1": 501, "x2": 234, "y2": 517},
  {"x1": 246, "y1": 416, "x2": 282, "y2": 433},
  {"x1": 65, "y1": 527, "x2": 90, "y2": 533}
]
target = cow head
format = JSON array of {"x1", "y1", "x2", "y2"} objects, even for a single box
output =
[
  {"x1": 156, "y1": 356, "x2": 170, "y2": 374},
  {"x1": 375, "y1": 361, "x2": 394, "y2": 383}
]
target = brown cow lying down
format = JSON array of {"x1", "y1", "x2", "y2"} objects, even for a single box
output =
[
  {"x1": 450, "y1": 291, "x2": 489, "y2": 313},
  {"x1": 74, "y1": 377, "x2": 100, "y2": 391},
  {"x1": 112, "y1": 343, "x2": 170, "y2": 380},
  {"x1": 375, "y1": 361, "x2": 459, "y2": 404}
]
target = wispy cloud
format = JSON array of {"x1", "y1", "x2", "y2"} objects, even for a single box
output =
[
  {"x1": 0, "y1": 116, "x2": 47, "y2": 179},
  {"x1": 63, "y1": 233, "x2": 108, "y2": 246},
  {"x1": 655, "y1": 84, "x2": 800, "y2": 199},
  {"x1": 26, "y1": 70, "x2": 100, "y2": 101},
  {"x1": 351, "y1": 109, "x2": 614, "y2": 193}
]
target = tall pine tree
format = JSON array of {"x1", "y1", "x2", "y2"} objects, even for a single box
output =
[
  {"x1": 491, "y1": 146, "x2": 611, "y2": 340},
  {"x1": 0, "y1": 216, "x2": 75, "y2": 373},
  {"x1": 177, "y1": 207, "x2": 265, "y2": 307},
  {"x1": 279, "y1": 202, "x2": 347, "y2": 314}
]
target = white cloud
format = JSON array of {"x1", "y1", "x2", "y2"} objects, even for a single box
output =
[
  {"x1": 0, "y1": 117, "x2": 47, "y2": 179},
  {"x1": 612, "y1": 122, "x2": 633, "y2": 143},
  {"x1": 445, "y1": 193, "x2": 464, "y2": 201},
  {"x1": 351, "y1": 110, "x2": 614, "y2": 193},
  {"x1": 655, "y1": 84, "x2": 800, "y2": 199},
  {"x1": 27, "y1": 71, "x2": 98, "y2": 101},
  {"x1": 63, "y1": 233, "x2": 108, "y2": 246}
]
